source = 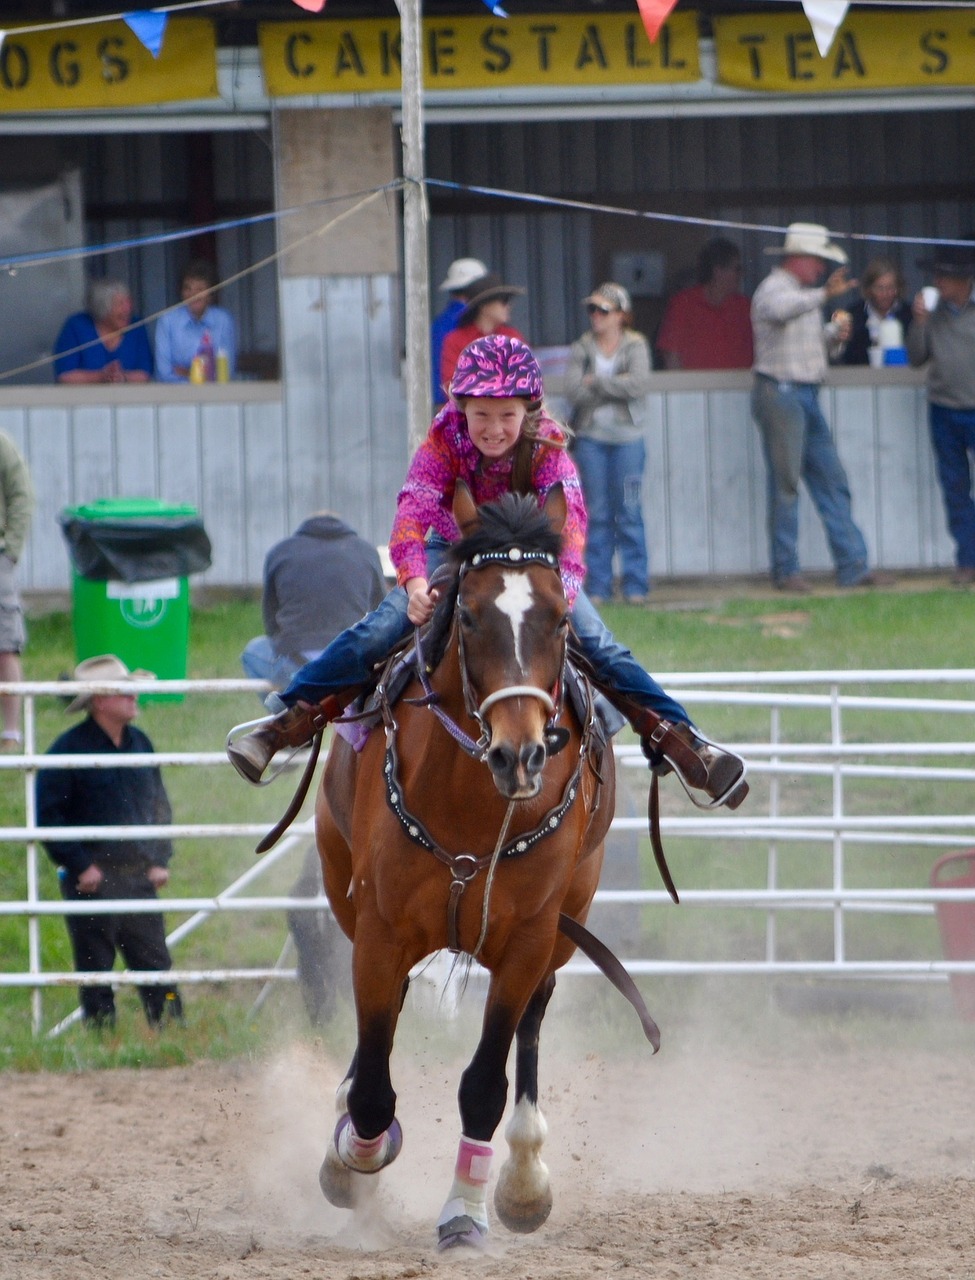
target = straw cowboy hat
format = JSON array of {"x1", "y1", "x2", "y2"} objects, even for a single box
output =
[
  {"x1": 916, "y1": 239, "x2": 975, "y2": 277},
  {"x1": 457, "y1": 273, "x2": 526, "y2": 325},
  {"x1": 66, "y1": 653, "x2": 155, "y2": 714},
  {"x1": 764, "y1": 222, "x2": 848, "y2": 265},
  {"x1": 438, "y1": 257, "x2": 488, "y2": 293}
]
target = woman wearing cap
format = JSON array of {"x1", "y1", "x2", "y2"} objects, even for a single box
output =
[
  {"x1": 564, "y1": 282, "x2": 652, "y2": 604},
  {"x1": 228, "y1": 335, "x2": 747, "y2": 811},
  {"x1": 438, "y1": 272, "x2": 527, "y2": 393},
  {"x1": 431, "y1": 257, "x2": 488, "y2": 406}
]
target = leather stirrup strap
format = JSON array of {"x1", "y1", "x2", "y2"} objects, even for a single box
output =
[
  {"x1": 648, "y1": 771, "x2": 680, "y2": 906},
  {"x1": 558, "y1": 911, "x2": 660, "y2": 1051},
  {"x1": 255, "y1": 730, "x2": 324, "y2": 855}
]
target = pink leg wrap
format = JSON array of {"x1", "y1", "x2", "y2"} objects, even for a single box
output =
[
  {"x1": 346, "y1": 1129, "x2": 385, "y2": 1163},
  {"x1": 455, "y1": 1135, "x2": 493, "y2": 1187}
]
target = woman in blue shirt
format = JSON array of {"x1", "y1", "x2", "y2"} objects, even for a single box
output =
[{"x1": 53, "y1": 278, "x2": 153, "y2": 384}]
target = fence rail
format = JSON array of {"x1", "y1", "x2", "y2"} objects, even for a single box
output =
[{"x1": 4, "y1": 672, "x2": 975, "y2": 1034}]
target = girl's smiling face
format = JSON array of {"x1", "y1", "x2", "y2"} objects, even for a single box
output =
[{"x1": 464, "y1": 397, "x2": 528, "y2": 459}]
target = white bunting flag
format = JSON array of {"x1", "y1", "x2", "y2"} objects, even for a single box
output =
[{"x1": 801, "y1": 0, "x2": 850, "y2": 58}]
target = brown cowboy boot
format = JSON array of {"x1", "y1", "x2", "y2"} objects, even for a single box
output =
[
  {"x1": 227, "y1": 695, "x2": 348, "y2": 784},
  {"x1": 634, "y1": 713, "x2": 749, "y2": 810}
]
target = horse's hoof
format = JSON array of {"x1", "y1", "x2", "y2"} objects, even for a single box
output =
[
  {"x1": 493, "y1": 1177, "x2": 553, "y2": 1234},
  {"x1": 437, "y1": 1214, "x2": 488, "y2": 1250},
  {"x1": 319, "y1": 1147, "x2": 358, "y2": 1209},
  {"x1": 334, "y1": 1114, "x2": 403, "y2": 1174}
]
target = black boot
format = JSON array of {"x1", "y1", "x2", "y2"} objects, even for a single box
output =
[
  {"x1": 637, "y1": 716, "x2": 748, "y2": 810},
  {"x1": 227, "y1": 696, "x2": 345, "y2": 784}
]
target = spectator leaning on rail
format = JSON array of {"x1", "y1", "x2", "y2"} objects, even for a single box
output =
[
  {"x1": 908, "y1": 237, "x2": 975, "y2": 587},
  {"x1": 750, "y1": 222, "x2": 887, "y2": 594},
  {"x1": 36, "y1": 655, "x2": 183, "y2": 1030}
]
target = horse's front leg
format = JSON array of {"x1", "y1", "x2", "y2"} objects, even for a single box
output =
[
  {"x1": 437, "y1": 962, "x2": 553, "y2": 1248},
  {"x1": 494, "y1": 974, "x2": 556, "y2": 1233},
  {"x1": 319, "y1": 938, "x2": 411, "y2": 1206}
]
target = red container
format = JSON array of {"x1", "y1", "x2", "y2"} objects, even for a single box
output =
[{"x1": 931, "y1": 850, "x2": 975, "y2": 1020}]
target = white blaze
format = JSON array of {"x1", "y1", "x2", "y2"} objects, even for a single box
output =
[{"x1": 495, "y1": 572, "x2": 534, "y2": 675}]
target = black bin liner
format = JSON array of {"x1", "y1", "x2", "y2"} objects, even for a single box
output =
[{"x1": 59, "y1": 514, "x2": 213, "y2": 584}]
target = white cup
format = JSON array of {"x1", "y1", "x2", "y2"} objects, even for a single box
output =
[
  {"x1": 867, "y1": 346, "x2": 884, "y2": 368},
  {"x1": 922, "y1": 286, "x2": 940, "y2": 311}
]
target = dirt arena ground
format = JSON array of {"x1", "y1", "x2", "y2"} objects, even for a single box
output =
[{"x1": 4, "y1": 986, "x2": 975, "y2": 1280}]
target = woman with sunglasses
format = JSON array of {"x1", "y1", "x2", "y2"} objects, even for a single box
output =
[{"x1": 564, "y1": 282, "x2": 652, "y2": 604}]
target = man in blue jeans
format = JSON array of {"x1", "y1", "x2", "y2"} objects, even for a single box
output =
[
  {"x1": 907, "y1": 238, "x2": 975, "y2": 587},
  {"x1": 751, "y1": 223, "x2": 885, "y2": 594}
]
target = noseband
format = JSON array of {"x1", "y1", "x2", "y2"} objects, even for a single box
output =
[{"x1": 456, "y1": 547, "x2": 567, "y2": 755}]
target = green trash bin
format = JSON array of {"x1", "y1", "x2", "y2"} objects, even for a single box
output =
[{"x1": 59, "y1": 498, "x2": 212, "y2": 702}]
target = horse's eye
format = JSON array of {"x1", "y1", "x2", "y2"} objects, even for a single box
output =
[
  {"x1": 556, "y1": 615, "x2": 570, "y2": 634},
  {"x1": 457, "y1": 604, "x2": 475, "y2": 630}
]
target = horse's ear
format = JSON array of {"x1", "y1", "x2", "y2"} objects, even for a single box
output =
[
  {"x1": 542, "y1": 483, "x2": 567, "y2": 536},
  {"x1": 453, "y1": 480, "x2": 479, "y2": 534}
]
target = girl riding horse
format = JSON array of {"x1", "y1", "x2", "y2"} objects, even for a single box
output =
[{"x1": 227, "y1": 334, "x2": 747, "y2": 808}]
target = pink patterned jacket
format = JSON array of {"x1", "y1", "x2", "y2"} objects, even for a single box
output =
[{"x1": 389, "y1": 404, "x2": 587, "y2": 604}]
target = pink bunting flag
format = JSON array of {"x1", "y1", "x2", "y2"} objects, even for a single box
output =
[
  {"x1": 290, "y1": 0, "x2": 327, "y2": 11},
  {"x1": 635, "y1": 0, "x2": 679, "y2": 45}
]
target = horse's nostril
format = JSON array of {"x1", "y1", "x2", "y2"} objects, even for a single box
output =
[
  {"x1": 522, "y1": 742, "x2": 546, "y2": 776},
  {"x1": 487, "y1": 743, "x2": 516, "y2": 776}
]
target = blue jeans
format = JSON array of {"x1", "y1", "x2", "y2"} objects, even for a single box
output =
[
  {"x1": 751, "y1": 375, "x2": 869, "y2": 585},
  {"x1": 280, "y1": 582, "x2": 689, "y2": 728},
  {"x1": 573, "y1": 436, "x2": 649, "y2": 599},
  {"x1": 929, "y1": 403, "x2": 975, "y2": 568},
  {"x1": 241, "y1": 636, "x2": 322, "y2": 697}
]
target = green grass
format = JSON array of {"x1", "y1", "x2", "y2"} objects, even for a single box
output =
[{"x1": 3, "y1": 583, "x2": 974, "y2": 1069}]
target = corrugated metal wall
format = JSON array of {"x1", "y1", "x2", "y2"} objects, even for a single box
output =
[{"x1": 428, "y1": 108, "x2": 975, "y2": 347}]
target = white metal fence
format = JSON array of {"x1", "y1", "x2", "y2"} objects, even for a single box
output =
[{"x1": 4, "y1": 672, "x2": 975, "y2": 1035}]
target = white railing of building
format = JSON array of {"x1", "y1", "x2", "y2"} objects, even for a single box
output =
[{"x1": 3, "y1": 672, "x2": 975, "y2": 1034}]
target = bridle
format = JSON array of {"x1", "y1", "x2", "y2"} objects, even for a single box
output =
[{"x1": 453, "y1": 546, "x2": 569, "y2": 759}]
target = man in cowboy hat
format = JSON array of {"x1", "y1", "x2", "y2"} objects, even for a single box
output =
[
  {"x1": 431, "y1": 257, "x2": 488, "y2": 406},
  {"x1": 438, "y1": 270, "x2": 527, "y2": 390},
  {"x1": 908, "y1": 237, "x2": 975, "y2": 586},
  {"x1": 36, "y1": 654, "x2": 184, "y2": 1029},
  {"x1": 751, "y1": 222, "x2": 884, "y2": 593}
]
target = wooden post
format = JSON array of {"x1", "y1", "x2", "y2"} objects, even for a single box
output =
[{"x1": 399, "y1": 0, "x2": 431, "y2": 451}]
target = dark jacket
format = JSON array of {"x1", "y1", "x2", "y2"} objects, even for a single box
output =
[
  {"x1": 263, "y1": 515, "x2": 386, "y2": 662},
  {"x1": 840, "y1": 299, "x2": 914, "y2": 366},
  {"x1": 36, "y1": 718, "x2": 173, "y2": 879}
]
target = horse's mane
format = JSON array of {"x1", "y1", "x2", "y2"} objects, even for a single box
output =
[
  {"x1": 422, "y1": 494, "x2": 563, "y2": 669},
  {"x1": 450, "y1": 493, "x2": 563, "y2": 567}
]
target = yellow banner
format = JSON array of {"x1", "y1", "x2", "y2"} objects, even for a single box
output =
[
  {"x1": 0, "y1": 19, "x2": 217, "y2": 112},
  {"x1": 260, "y1": 12, "x2": 699, "y2": 96},
  {"x1": 715, "y1": 9, "x2": 975, "y2": 92}
]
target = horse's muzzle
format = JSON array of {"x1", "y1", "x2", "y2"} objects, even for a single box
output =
[{"x1": 486, "y1": 738, "x2": 547, "y2": 799}]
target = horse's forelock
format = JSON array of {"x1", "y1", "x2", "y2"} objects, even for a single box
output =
[{"x1": 450, "y1": 493, "x2": 562, "y2": 568}]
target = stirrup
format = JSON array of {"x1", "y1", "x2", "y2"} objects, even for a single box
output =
[
  {"x1": 656, "y1": 725, "x2": 749, "y2": 811},
  {"x1": 225, "y1": 714, "x2": 306, "y2": 787}
]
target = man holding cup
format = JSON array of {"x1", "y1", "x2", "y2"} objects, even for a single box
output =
[
  {"x1": 751, "y1": 222, "x2": 883, "y2": 593},
  {"x1": 908, "y1": 239, "x2": 975, "y2": 587}
]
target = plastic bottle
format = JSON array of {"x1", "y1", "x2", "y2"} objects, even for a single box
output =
[
  {"x1": 215, "y1": 348, "x2": 230, "y2": 383},
  {"x1": 189, "y1": 355, "x2": 206, "y2": 384},
  {"x1": 198, "y1": 330, "x2": 216, "y2": 382}
]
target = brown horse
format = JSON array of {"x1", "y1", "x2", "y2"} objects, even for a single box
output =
[{"x1": 314, "y1": 484, "x2": 634, "y2": 1247}]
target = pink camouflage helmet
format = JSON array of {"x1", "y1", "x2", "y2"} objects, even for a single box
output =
[{"x1": 449, "y1": 334, "x2": 544, "y2": 402}]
